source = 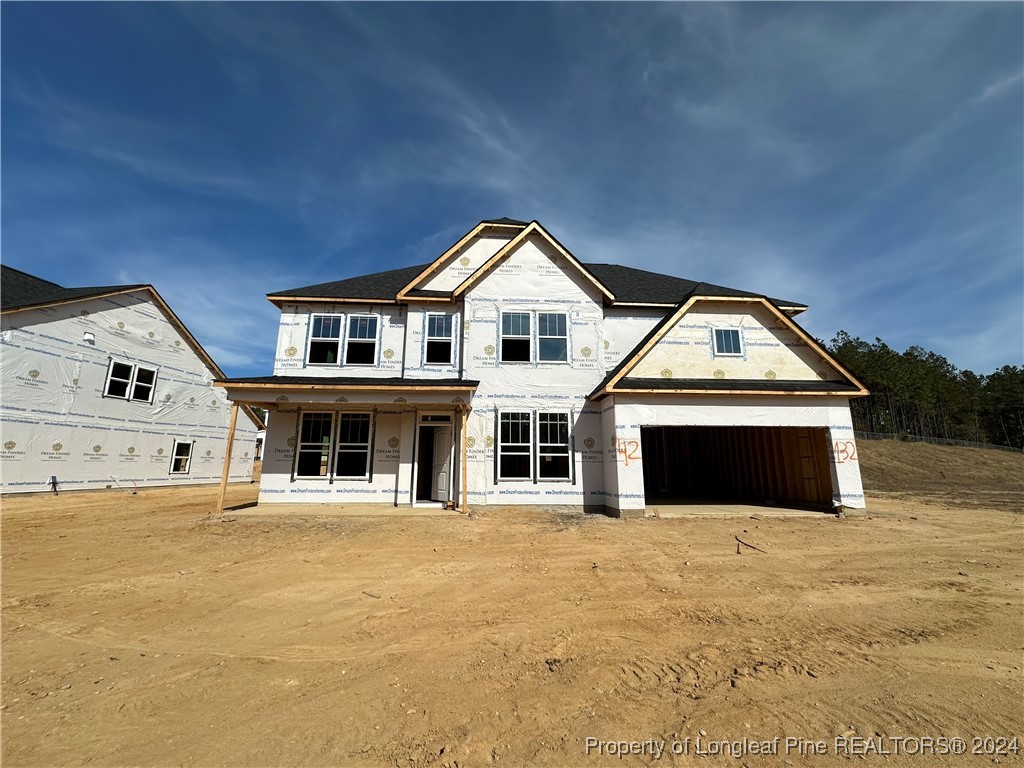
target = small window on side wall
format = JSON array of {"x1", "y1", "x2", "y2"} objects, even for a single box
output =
[
  {"x1": 425, "y1": 314, "x2": 453, "y2": 365},
  {"x1": 713, "y1": 328, "x2": 743, "y2": 356},
  {"x1": 170, "y1": 440, "x2": 193, "y2": 474},
  {"x1": 345, "y1": 316, "x2": 378, "y2": 366}
]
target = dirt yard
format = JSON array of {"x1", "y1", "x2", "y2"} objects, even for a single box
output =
[{"x1": 2, "y1": 447, "x2": 1022, "y2": 767}]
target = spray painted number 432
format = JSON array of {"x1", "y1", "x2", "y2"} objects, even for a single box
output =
[{"x1": 832, "y1": 440, "x2": 858, "y2": 463}]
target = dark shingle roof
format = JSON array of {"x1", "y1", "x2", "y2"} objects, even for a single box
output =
[
  {"x1": 482, "y1": 217, "x2": 528, "y2": 225},
  {"x1": 584, "y1": 263, "x2": 804, "y2": 307},
  {"x1": 1, "y1": 265, "x2": 147, "y2": 312},
  {"x1": 615, "y1": 378, "x2": 860, "y2": 393},
  {"x1": 267, "y1": 260, "x2": 806, "y2": 308},
  {"x1": 268, "y1": 263, "x2": 430, "y2": 301}
]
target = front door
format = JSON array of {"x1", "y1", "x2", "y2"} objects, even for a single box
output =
[{"x1": 431, "y1": 427, "x2": 452, "y2": 502}]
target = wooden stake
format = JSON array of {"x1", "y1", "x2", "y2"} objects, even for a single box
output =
[{"x1": 215, "y1": 402, "x2": 240, "y2": 516}]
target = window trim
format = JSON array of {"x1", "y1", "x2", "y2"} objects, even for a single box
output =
[
  {"x1": 169, "y1": 440, "x2": 194, "y2": 475},
  {"x1": 295, "y1": 412, "x2": 335, "y2": 479},
  {"x1": 537, "y1": 312, "x2": 569, "y2": 363},
  {"x1": 333, "y1": 412, "x2": 373, "y2": 480},
  {"x1": 295, "y1": 411, "x2": 374, "y2": 481},
  {"x1": 537, "y1": 412, "x2": 572, "y2": 480},
  {"x1": 497, "y1": 410, "x2": 533, "y2": 481},
  {"x1": 344, "y1": 314, "x2": 379, "y2": 367},
  {"x1": 103, "y1": 359, "x2": 159, "y2": 404},
  {"x1": 496, "y1": 410, "x2": 573, "y2": 483},
  {"x1": 424, "y1": 312, "x2": 455, "y2": 366},
  {"x1": 712, "y1": 327, "x2": 744, "y2": 357},
  {"x1": 306, "y1": 313, "x2": 344, "y2": 367},
  {"x1": 499, "y1": 312, "x2": 532, "y2": 364}
]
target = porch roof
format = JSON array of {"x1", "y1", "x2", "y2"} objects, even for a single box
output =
[{"x1": 214, "y1": 375, "x2": 479, "y2": 390}]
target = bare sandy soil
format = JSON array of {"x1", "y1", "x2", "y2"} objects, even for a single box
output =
[{"x1": 2, "y1": 461, "x2": 1022, "y2": 767}]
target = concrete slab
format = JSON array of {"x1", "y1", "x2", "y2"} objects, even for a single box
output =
[
  {"x1": 646, "y1": 503, "x2": 834, "y2": 518},
  {"x1": 223, "y1": 502, "x2": 461, "y2": 518}
]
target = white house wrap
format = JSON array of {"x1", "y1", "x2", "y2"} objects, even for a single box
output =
[{"x1": 215, "y1": 218, "x2": 868, "y2": 516}]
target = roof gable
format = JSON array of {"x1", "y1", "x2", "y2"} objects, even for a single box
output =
[
  {"x1": 1, "y1": 265, "x2": 264, "y2": 429},
  {"x1": 595, "y1": 295, "x2": 867, "y2": 397},
  {"x1": 452, "y1": 221, "x2": 616, "y2": 302},
  {"x1": 396, "y1": 219, "x2": 528, "y2": 300}
]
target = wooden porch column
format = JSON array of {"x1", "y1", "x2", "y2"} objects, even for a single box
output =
[
  {"x1": 460, "y1": 405, "x2": 469, "y2": 513},
  {"x1": 215, "y1": 402, "x2": 240, "y2": 516}
]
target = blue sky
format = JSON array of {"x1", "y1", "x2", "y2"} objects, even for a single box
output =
[{"x1": 3, "y1": 2, "x2": 1021, "y2": 377}]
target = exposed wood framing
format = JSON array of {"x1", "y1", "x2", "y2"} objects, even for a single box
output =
[
  {"x1": 598, "y1": 295, "x2": 868, "y2": 397},
  {"x1": 451, "y1": 222, "x2": 616, "y2": 302},
  {"x1": 460, "y1": 405, "x2": 469, "y2": 513},
  {"x1": 214, "y1": 402, "x2": 239, "y2": 515},
  {"x1": 396, "y1": 221, "x2": 527, "y2": 301}
]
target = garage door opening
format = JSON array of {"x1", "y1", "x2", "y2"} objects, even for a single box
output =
[{"x1": 640, "y1": 426, "x2": 834, "y2": 510}]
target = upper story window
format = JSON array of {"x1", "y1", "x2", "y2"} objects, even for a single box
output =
[
  {"x1": 499, "y1": 311, "x2": 569, "y2": 364},
  {"x1": 104, "y1": 360, "x2": 158, "y2": 403},
  {"x1": 500, "y1": 312, "x2": 531, "y2": 363},
  {"x1": 308, "y1": 315, "x2": 342, "y2": 365},
  {"x1": 345, "y1": 316, "x2": 378, "y2": 366},
  {"x1": 425, "y1": 314, "x2": 454, "y2": 365},
  {"x1": 713, "y1": 328, "x2": 743, "y2": 357},
  {"x1": 538, "y1": 313, "x2": 567, "y2": 362}
]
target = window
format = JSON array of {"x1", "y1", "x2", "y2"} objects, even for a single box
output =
[
  {"x1": 345, "y1": 316, "x2": 378, "y2": 365},
  {"x1": 497, "y1": 411, "x2": 573, "y2": 482},
  {"x1": 104, "y1": 360, "x2": 158, "y2": 403},
  {"x1": 308, "y1": 315, "x2": 342, "y2": 365},
  {"x1": 334, "y1": 413, "x2": 371, "y2": 478},
  {"x1": 713, "y1": 328, "x2": 743, "y2": 356},
  {"x1": 295, "y1": 412, "x2": 373, "y2": 480},
  {"x1": 170, "y1": 440, "x2": 193, "y2": 474},
  {"x1": 538, "y1": 313, "x2": 567, "y2": 362},
  {"x1": 538, "y1": 413, "x2": 570, "y2": 479},
  {"x1": 297, "y1": 413, "x2": 333, "y2": 477},
  {"x1": 498, "y1": 412, "x2": 532, "y2": 479},
  {"x1": 425, "y1": 314, "x2": 454, "y2": 365},
  {"x1": 501, "y1": 312, "x2": 531, "y2": 363}
]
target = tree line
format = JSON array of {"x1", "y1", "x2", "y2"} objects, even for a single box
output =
[{"x1": 826, "y1": 331, "x2": 1024, "y2": 449}]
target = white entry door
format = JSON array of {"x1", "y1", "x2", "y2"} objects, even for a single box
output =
[{"x1": 432, "y1": 427, "x2": 452, "y2": 502}]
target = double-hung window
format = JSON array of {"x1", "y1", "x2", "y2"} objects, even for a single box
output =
[
  {"x1": 497, "y1": 411, "x2": 572, "y2": 482},
  {"x1": 345, "y1": 316, "x2": 378, "y2": 365},
  {"x1": 500, "y1": 312, "x2": 531, "y2": 363},
  {"x1": 170, "y1": 440, "x2": 193, "y2": 474},
  {"x1": 537, "y1": 413, "x2": 571, "y2": 479},
  {"x1": 425, "y1": 314, "x2": 454, "y2": 365},
  {"x1": 713, "y1": 328, "x2": 743, "y2": 356},
  {"x1": 498, "y1": 412, "x2": 532, "y2": 480},
  {"x1": 334, "y1": 413, "x2": 372, "y2": 478},
  {"x1": 538, "y1": 313, "x2": 568, "y2": 362},
  {"x1": 296, "y1": 413, "x2": 333, "y2": 477},
  {"x1": 308, "y1": 315, "x2": 343, "y2": 365},
  {"x1": 295, "y1": 412, "x2": 373, "y2": 480},
  {"x1": 104, "y1": 360, "x2": 158, "y2": 403}
]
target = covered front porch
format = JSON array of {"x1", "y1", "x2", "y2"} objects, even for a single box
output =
[{"x1": 211, "y1": 377, "x2": 478, "y2": 515}]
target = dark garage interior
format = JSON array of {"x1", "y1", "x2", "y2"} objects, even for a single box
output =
[{"x1": 640, "y1": 425, "x2": 834, "y2": 509}]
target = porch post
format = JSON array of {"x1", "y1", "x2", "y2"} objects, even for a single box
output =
[
  {"x1": 460, "y1": 405, "x2": 469, "y2": 513},
  {"x1": 215, "y1": 402, "x2": 240, "y2": 516}
]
